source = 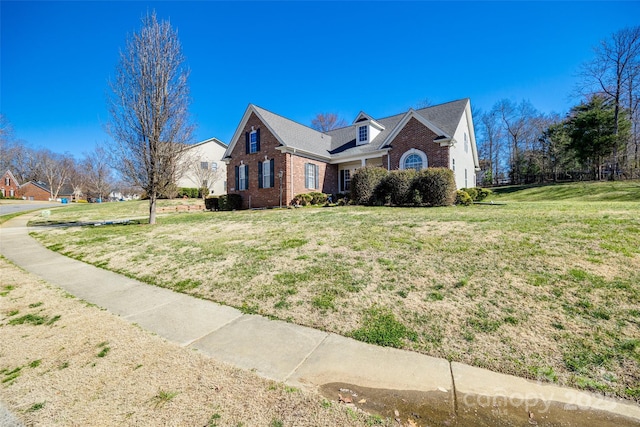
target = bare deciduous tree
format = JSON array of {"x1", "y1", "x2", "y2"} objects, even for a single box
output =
[
  {"x1": 81, "y1": 145, "x2": 114, "y2": 201},
  {"x1": 183, "y1": 154, "x2": 222, "y2": 199},
  {"x1": 36, "y1": 149, "x2": 75, "y2": 200},
  {"x1": 310, "y1": 113, "x2": 347, "y2": 132},
  {"x1": 106, "y1": 12, "x2": 194, "y2": 224},
  {"x1": 578, "y1": 26, "x2": 640, "y2": 177}
]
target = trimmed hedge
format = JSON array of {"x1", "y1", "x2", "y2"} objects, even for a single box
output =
[
  {"x1": 177, "y1": 187, "x2": 208, "y2": 199},
  {"x1": 292, "y1": 192, "x2": 329, "y2": 206},
  {"x1": 410, "y1": 168, "x2": 456, "y2": 206},
  {"x1": 349, "y1": 167, "x2": 456, "y2": 208},
  {"x1": 350, "y1": 167, "x2": 389, "y2": 206},
  {"x1": 373, "y1": 169, "x2": 416, "y2": 206},
  {"x1": 455, "y1": 190, "x2": 473, "y2": 206},
  {"x1": 460, "y1": 187, "x2": 493, "y2": 202},
  {"x1": 206, "y1": 194, "x2": 242, "y2": 211}
]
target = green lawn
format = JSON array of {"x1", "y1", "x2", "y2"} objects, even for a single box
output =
[{"x1": 27, "y1": 182, "x2": 640, "y2": 401}]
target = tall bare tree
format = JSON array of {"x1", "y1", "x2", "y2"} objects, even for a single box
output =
[
  {"x1": 81, "y1": 145, "x2": 114, "y2": 201},
  {"x1": 106, "y1": 12, "x2": 194, "y2": 224},
  {"x1": 579, "y1": 26, "x2": 640, "y2": 177},
  {"x1": 477, "y1": 109, "x2": 503, "y2": 185},
  {"x1": 36, "y1": 149, "x2": 75, "y2": 200},
  {"x1": 310, "y1": 113, "x2": 347, "y2": 132}
]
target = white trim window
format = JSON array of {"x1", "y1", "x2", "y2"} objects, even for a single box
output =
[
  {"x1": 249, "y1": 131, "x2": 258, "y2": 153},
  {"x1": 399, "y1": 149, "x2": 427, "y2": 171},
  {"x1": 464, "y1": 132, "x2": 469, "y2": 153},
  {"x1": 340, "y1": 169, "x2": 351, "y2": 192},
  {"x1": 305, "y1": 163, "x2": 319, "y2": 189},
  {"x1": 358, "y1": 125, "x2": 368, "y2": 143},
  {"x1": 236, "y1": 164, "x2": 248, "y2": 191}
]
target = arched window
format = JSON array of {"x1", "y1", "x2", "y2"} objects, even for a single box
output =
[
  {"x1": 399, "y1": 149, "x2": 428, "y2": 171},
  {"x1": 404, "y1": 154, "x2": 423, "y2": 170}
]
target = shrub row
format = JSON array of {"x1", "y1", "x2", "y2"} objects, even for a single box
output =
[
  {"x1": 291, "y1": 192, "x2": 329, "y2": 206},
  {"x1": 177, "y1": 187, "x2": 207, "y2": 199},
  {"x1": 350, "y1": 166, "x2": 457, "y2": 207},
  {"x1": 455, "y1": 187, "x2": 492, "y2": 206},
  {"x1": 205, "y1": 194, "x2": 242, "y2": 211}
]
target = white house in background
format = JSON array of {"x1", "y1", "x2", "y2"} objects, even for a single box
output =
[{"x1": 176, "y1": 137, "x2": 228, "y2": 195}]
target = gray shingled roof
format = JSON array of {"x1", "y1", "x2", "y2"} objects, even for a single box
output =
[
  {"x1": 253, "y1": 105, "x2": 333, "y2": 158},
  {"x1": 251, "y1": 99, "x2": 469, "y2": 160}
]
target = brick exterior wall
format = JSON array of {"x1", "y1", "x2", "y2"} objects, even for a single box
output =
[
  {"x1": 227, "y1": 112, "x2": 341, "y2": 209},
  {"x1": 226, "y1": 112, "x2": 284, "y2": 209},
  {"x1": 289, "y1": 156, "x2": 338, "y2": 202},
  {"x1": 18, "y1": 183, "x2": 52, "y2": 201},
  {"x1": 382, "y1": 117, "x2": 449, "y2": 170},
  {"x1": 1, "y1": 171, "x2": 20, "y2": 198},
  {"x1": 227, "y1": 113, "x2": 453, "y2": 209}
]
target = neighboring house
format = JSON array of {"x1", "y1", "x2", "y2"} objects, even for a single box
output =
[
  {"x1": 18, "y1": 181, "x2": 76, "y2": 202},
  {"x1": 176, "y1": 137, "x2": 228, "y2": 196},
  {"x1": 223, "y1": 99, "x2": 480, "y2": 209},
  {"x1": 1, "y1": 170, "x2": 20, "y2": 198}
]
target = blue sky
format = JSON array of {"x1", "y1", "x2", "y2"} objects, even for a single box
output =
[{"x1": 2, "y1": 1, "x2": 639, "y2": 157}]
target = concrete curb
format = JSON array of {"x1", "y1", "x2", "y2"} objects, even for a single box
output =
[{"x1": 1, "y1": 213, "x2": 639, "y2": 425}]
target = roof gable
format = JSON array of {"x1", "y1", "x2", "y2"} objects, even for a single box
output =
[
  {"x1": 224, "y1": 104, "x2": 333, "y2": 160},
  {"x1": 2, "y1": 170, "x2": 19, "y2": 186}
]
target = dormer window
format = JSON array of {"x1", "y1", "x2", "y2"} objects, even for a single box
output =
[
  {"x1": 358, "y1": 125, "x2": 368, "y2": 144},
  {"x1": 353, "y1": 112, "x2": 384, "y2": 146}
]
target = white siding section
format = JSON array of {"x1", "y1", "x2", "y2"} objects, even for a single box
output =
[
  {"x1": 176, "y1": 138, "x2": 228, "y2": 195},
  {"x1": 449, "y1": 102, "x2": 478, "y2": 189}
]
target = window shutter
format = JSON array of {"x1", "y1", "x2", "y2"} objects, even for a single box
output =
[
  {"x1": 270, "y1": 159, "x2": 275, "y2": 188},
  {"x1": 314, "y1": 164, "x2": 319, "y2": 190},
  {"x1": 258, "y1": 161, "x2": 263, "y2": 189},
  {"x1": 256, "y1": 128, "x2": 261, "y2": 152},
  {"x1": 340, "y1": 170, "x2": 344, "y2": 192},
  {"x1": 235, "y1": 165, "x2": 239, "y2": 190},
  {"x1": 245, "y1": 132, "x2": 250, "y2": 154},
  {"x1": 244, "y1": 165, "x2": 249, "y2": 189}
]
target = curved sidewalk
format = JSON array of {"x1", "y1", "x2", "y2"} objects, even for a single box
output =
[{"x1": 1, "y1": 213, "x2": 639, "y2": 425}]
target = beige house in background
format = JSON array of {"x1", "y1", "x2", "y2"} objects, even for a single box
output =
[{"x1": 176, "y1": 137, "x2": 228, "y2": 196}]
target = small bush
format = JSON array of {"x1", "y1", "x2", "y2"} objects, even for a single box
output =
[
  {"x1": 455, "y1": 190, "x2": 473, "y2": 206},
  {"x1": 350, "y1": 167, "x2": 388, "y2": 205},
  {"x1": 410, "y1": 168, "x2": 456, "y2": 206},
  {"x1": 205, "y1": 196, "x2": 219, "y2": 211},
  {"x1": 219, "y1": 194, "x2": 242, "y2": 210},
  {"x1": 292, "y1": 192, "x2": 329, "y2": 206},
  {"x1": 373, "y1": 169, "x2": 416, "y2": 205},
  {"x1": 461, "y1": 187, "x2": 478, "y2": 201},
  {"x1": 476, "y1": 188, "x2": 492, "y2": 201},
  {"x1": 177, "y1": 187, "x2": 198, "y2": 198},
  {"x1": 308, "y1": 192, "x2": 328, "y2": 205}
]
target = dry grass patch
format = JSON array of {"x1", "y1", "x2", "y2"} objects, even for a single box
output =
[
  {"x1": 29, "y1": 199, "x2": 640, "y2": 402},
  {"x1": 0, "y1": 258, "x2": 386, "y2": 426}
]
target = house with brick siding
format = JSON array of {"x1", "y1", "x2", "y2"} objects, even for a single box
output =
[
  {"x1": 18, "y1": 180, "x2": 75, "y2": 202},
  {"x1": 223, "y1": 99, "x2": 479, "y2": 209},
  {"x1": 1, "y1": 170, "x2": 20, "y2": 198}
]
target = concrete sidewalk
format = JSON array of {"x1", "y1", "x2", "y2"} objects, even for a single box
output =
[{"x1": 1, "y1": 213, "x2": 639, "y2": 425}]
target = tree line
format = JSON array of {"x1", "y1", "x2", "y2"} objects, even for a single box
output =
[
  {"x1": 476, "y1": 26, "x2": 640, "y2": 185},
  {"x1": 0, "y1": 120, "x2": 123, "y2": 201}
]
